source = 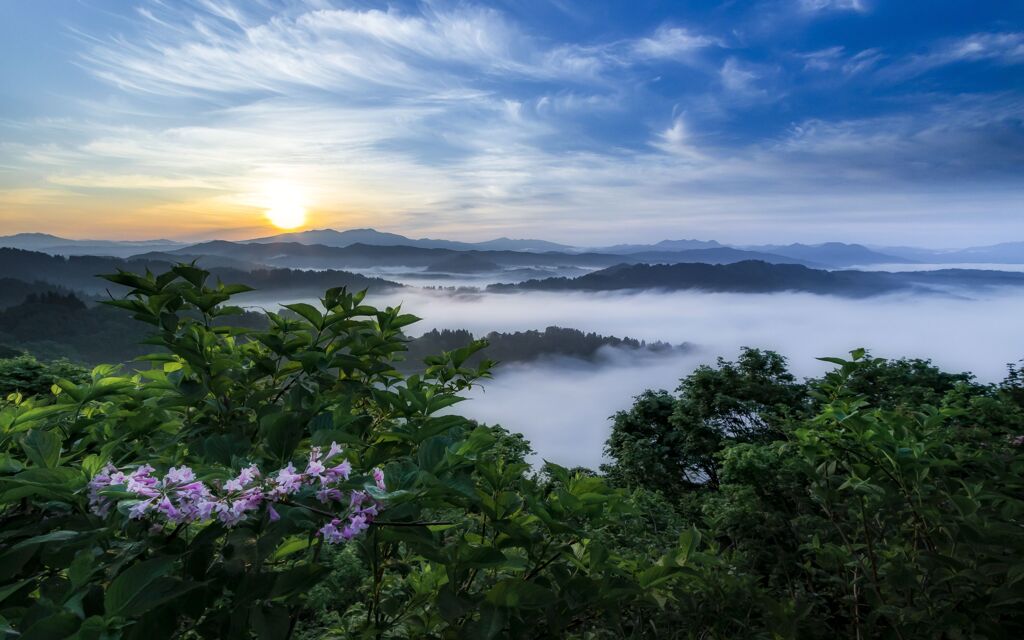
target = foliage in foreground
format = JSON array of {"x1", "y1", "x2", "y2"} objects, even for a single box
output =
[
  {"x1": 0, "y1": 266, "x2": 706, "y2": 639},
  {"x1": 604, "y1": 348, "x2": 1024, "y2": 638},
  {"x1": 0, "y1": 263, "x2": 1021, "y2": 639}
]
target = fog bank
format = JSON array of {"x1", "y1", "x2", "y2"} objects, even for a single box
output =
[{"x1": 249, "y1": 287, "x2": 1024, "y2": 468}]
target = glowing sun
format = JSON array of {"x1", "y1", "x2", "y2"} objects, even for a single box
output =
[
  {"x1": 263, "y1": 183, "x2": 308, "y2": 229},
  {"x1": 266, "y1": 203, "x2": 306, "y2": 229}
]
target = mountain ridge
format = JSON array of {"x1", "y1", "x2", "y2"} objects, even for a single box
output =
[
  {"x1": 487, "y1": 260, "x2": 1024, "y2": 297},
  {"x1": 6, "y1": 227, "x2": 1024, "y2": 265}
]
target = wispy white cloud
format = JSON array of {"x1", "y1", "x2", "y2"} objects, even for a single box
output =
[
  {"x1": 719, "y1": 58, "x2": 760, "y2": 93},
  {"x1": 800, "y1": 46, "x2": 884, "y2": 74},
  {"x1": 630, "y1": 26, "x2": 720, "y2": 60},
  {"x1": 796, "y1": 0, "x2": 869, "y2": 14},
  {"x1": 883, "y1": 32, "x2": 1024, "y2": 79},
  {"x1": 651, "y1": 116, "x2": 706, "y2": 160}
]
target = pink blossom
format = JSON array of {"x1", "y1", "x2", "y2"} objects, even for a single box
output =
[
  {"x1": 372, "y1": 468, "x2": 386, "y2": 491},
  {"x1": 326, "y1": 442, "x2": 344, "y2": 460},
  {"x1": 320, "y1": 518, "x2": 345, "y2": 544},
  {"x1": 128, "y1": 499, "x2": 155, "y2": 519},
  {"x1": 165, "y1": 466, "x2": 195, "y2": 484},
  {"x1": 325, "y1": 460, "x2": 352, "y2": 482},
  {"x1": 269, "y1": 463, "x2": 303, "y2": 498},
  {"x1": 88, "y1": 442, "x2": 382, "y2": 544},
  {"x1": 343, "y1": 513, "x2": 370, "y2": 539}
]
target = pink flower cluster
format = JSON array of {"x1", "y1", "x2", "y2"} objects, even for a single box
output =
[{"x1": 87, "y1": 442, "x2": 387, "y2": 544}]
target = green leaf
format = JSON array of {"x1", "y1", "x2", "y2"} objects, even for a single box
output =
[
  {"x1": 68, "y1": 551, "x2": 94, "y2": 589},
  {"x1": 9, "y1": 530, "x2": 83, "y2": 552},
  {"x1": 417, "y1": 436, "x2": 448, "y2": 472},
  {"x1": 171, "y1": 264, "x2": 209, "y2": 288},
  {"x1": 0, "y1": 454, "x2": 23, "y2": 474},
  {"x1": 19, "y1": 613, "x2": 79, "y2": 640},
  {"x1": 0, "y1": 578, "x2": 33, "y2": 604},
  {"x1": 21, "y1": 429, "x2": 62, "y2": 468},
  {"x1": 104, "y1": 556, "x2": 175, "y2": 616},
  {"x1": 10, "y1": 405, "x2": 72, "y2": 431},
  {"x1": 270, "y1": 537, "x2": 312, "y2": 562},
  {"x1": 473, "y1": 604, "x2": 508, "y2": 640},
  {"x1": 269, "y1": 564, "x2": 329, "y2": 601},
  {"x1": 485, "y1": 580, "x2": 552, "y2": 609},
  {"x1": 283, "y1": 303, "x2": 324, "y2": 329},
  {"x1": 676, "y1": 526, "x2": 701, "y2": 565}
]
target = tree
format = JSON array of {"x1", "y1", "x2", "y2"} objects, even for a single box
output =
[{"x1": 604, "y1": 348, "x2": 807, "y2": 495}]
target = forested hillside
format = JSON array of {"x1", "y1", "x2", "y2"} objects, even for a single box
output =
[
  {"x1": 0, "y1": 265, "x2": 1021, "y2": 639},
  {"x1": 0, "y1": 288, "x2": 673, "y2": 369},
  {"x1": 0, "y1": 248, "x2": 401, "y2": 296},
  {"x1": 492, "y1": 260, "x2": 1024, "y2": 296},
  {"x1": 404, "y1": 327, "x2": 680, "y2": 370}
]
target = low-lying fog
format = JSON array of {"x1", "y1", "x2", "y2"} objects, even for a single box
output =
[
  {"x1": 849, "y1": 263, "x2": 1024, "y2": 273},
  {"x1": 247, "y1": 287, "x2": 1023, "y2": 468}
]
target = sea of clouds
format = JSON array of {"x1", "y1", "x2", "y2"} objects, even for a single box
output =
[{"x1": 250, "y1": 285, "x2": 1023, "y2": 468}]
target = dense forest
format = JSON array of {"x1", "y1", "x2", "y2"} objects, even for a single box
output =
[
  {"x1": 0, "y1": 248, "x2": 400, "y2": 296},
  {"x1": 404, "y1": 327, "x2": 680, "y2": 370},
  {"x1": 0, "y1": 265, "x2": 1021, "y2": 639},
  {"x1": 491, "y1": 260, "x2": 1024, "y2": 296}
]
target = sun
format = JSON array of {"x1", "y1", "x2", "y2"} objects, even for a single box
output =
[
  {"x1": 262, "y1": 183, "x2": 308, "y2": 230},
  {"x1": 266, "y1": 203, "x2": 306, "y2": 230}
]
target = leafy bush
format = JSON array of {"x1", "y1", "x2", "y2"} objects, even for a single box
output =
[
  {"x1": 0, "y1": 354, "x2": 89, "y2": 398},
  {"x1": 604, "y1": 348, "x2": 1024, "y2": 638},
  {"x1": 3, "y1": 263, "x2": 1021, "y2": 639},
  {"x1": 0, "y1": 265, "x2": 704, "y2": 639}
]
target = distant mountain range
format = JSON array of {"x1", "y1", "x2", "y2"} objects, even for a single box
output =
[
  {"x1": 744, "y1": 243, "x2": 912, "y2": 267},
  {"x1": 3, "y1": 245, "x2": 1022, "y2": 307},
  {"x1": 243, "y1": 228, "x2": 575, "y2": 253},
  {"x1": 0, "y1": 233, "x2": 186, "y2": 258},
  {"x1": 4, "y1": 228, "x2": 1024, "y2": 267},
  {"x1": 489, "y1": 261, "x2": 1024, "y2": 297},
  {"x1": 872, "y1": 242, "x2": 1024, "y2": 264},
  {"x1": 587, "y1": 239, "x2": 724, "y2": 254},
  {"x1": 136, "y1": 240, "x2": 820, "y2": 271}
]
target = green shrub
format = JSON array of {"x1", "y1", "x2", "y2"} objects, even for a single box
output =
[{"x1": 0, "y1": 265, "x2": 705, "y2": 639}]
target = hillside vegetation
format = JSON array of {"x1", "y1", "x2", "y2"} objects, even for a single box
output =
[
  {"x1": 491, "y1": 260, "x2": 1024, "y2": 296},
  {"x1": 0, "y1": 265, "x2": 1021, "y2": 639},
  {"x1": 0, "y1": 288, "x2": 672, "y2": 369}
]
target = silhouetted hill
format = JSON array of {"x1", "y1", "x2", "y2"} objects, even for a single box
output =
[
  {"x1": 243, "y1": 227, "x2": 573, "y2": 253},
  {"x1": 749, "y1": 242, "x2": 913, "y2": 267},
  {"x1": 626, "y1": 247, "x2": 817, "y2": 266},
  {"x1": 0, "y1": 291, "x2": 267, "y2": 364},
  {"x1": 0, "y1": 278, "x2": 75, "y2": 309},
  {"x1": 880, "y1": 241, "x2": 1024, "y2": 264},
  {"x1": 402, "y1": 327, "x2": 686, "y2": 372},
  {"x1": 591, "y1": 239, "x2": 723, "y2": 254},
  {"x1": 0, "y1": 233, "x2": 184, "y2": 257},
  {"x1": 165, "y1": 240, "x2": 813, "y2": 270},
  {"x1": 426, "y1": 254, "x2": 503, "y2": 273},
  {"x1": 488, "y1": 261, "x2": 1024, "y2": 296},
  {"x1": 0, "y1": 248, "x2": 402, "y2": 296}
]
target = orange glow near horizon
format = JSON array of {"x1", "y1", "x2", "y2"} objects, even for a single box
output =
[{"x1": 261, "y1": 182, "x2": 308, "y2": 230}]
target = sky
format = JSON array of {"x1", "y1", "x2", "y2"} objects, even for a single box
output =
[{"x1": 0, "y1": 0, "x2": 1022, "y2": 246}]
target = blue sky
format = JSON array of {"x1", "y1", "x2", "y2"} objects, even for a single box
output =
[{"x1": 0, "y1": 0, "x2": 1021, "y2": 245}]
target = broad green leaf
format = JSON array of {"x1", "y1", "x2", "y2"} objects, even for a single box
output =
[
  {"x1": 104, "y1": 556, "x2": 175, "y2": 616},
  {"x1": 21, "y1": 429, "x2": 62, "y2": 468}
]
